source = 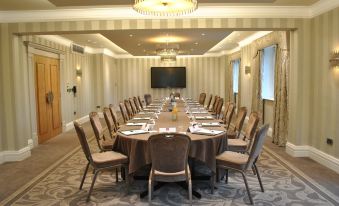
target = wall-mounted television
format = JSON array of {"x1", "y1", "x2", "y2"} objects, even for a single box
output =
[{"x1": 151, "y1": 67, "x2": 186, "y2": 88}]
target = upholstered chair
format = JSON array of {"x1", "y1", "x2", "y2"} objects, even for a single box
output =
[
  {"x1": 210, "y1": 96, "x2": 220, "y2": 112},
  {"x1": 89, "y1": 112, "x2": 114, "y2": 151},
  {"x1": 198, "y1": 93, "x2": 206, "y2": 105},
  {"x1": 124, "y1": 99, "x2": 134, "y2": 119},
  {"x1": 144, "y1": 94, "x2": 152, "y2": 106},
  {"x1": 228, "y1": 112, "x2": 260, "y2": 153},
  {"x1": 221, "y1": 102, "x2": 230, "y2": 122},
  {"x1": 205, "y1": 94, "x2": 213, "y2": 110},
  {"x1": 138, "y1": 96, "x2": 144, "y2": 109},
  {"x1": 223, "y1": 103, "x2": 235, "y2": 130},
  {"x1": 74, "y1": 121, "x2": 129, "y2": 202},
  {"x1": 214, "y1": 124, "x2": 269, "y2": 205},
  {"x1": 227, "y1": 107, "x2": 248, "y2": 139},
  {"x1": 119, "y1": 102, "x2": 129, "y2": 123},
  {"x1": 215, "y1": 98, "x2": 224, "y2": 119},
  {"x1": 103, "y1": 107, "x2": 117, "y2": 139},
  {"x1": 129, "y1": 98, "x2": 137, "y2": 115},
  {"x1": 108, "y1": 104, "x2": 120, "y2": 128},
  {"x1": 133, "y1": 96, "x2": 141, "y2": 112},
  {"x1": 148, "y1": 133, "x2": 192, "y2": 205}
]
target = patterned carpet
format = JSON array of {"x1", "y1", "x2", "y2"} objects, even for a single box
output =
[{"x1": 2, "y1": 138, "x2": 338, "y2": 206}]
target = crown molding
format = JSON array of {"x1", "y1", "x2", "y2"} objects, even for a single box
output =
[{"x1": 1, "y1": 1, "x2": 339, "y2": 23}]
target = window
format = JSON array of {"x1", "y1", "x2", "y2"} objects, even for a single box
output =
[
  {"x1": 232, "y1": 59, "x2": 240, "y2": 94},
  {"x1": 261, "y1": 45, "x2": 276, "y2": 100}
]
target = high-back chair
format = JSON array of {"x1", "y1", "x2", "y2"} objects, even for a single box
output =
[
  {"x1": 124, "y1": 99, "x2": 134, "y2": 118},
  {"x1": 199, "y1": 93, "x2": 206, "y2": 105},
  {"x1": 205, "y1": 94, "x2": 213, "y2": 110},
  {"x1": 119, "y1": 102, "x2": 129, "y2": 123},
  {"x1": 228, "y1": 112, "x2": 260, "y2": 153},
  {"x1": 227, "y1": 107, "x2": 248, "y2": 139},
  {"x1": 210, "y1": 96, "x2": 220, "y2": 112},
  {"x1": 148, "y1": 133, "x2": 192, "y2": 204},
  {"x1": 133, "y1": 96, "x2": 141, "y2": 112},
  {"x1": 103, "y1": 107, "x2": 117, "y2": 139},
  {"x1": 144, "y1": 94, "x2": 152, "y2": 106},
  {"x1": 224, "y1": 103, "x2": 235, "y2": 129},
  {"x1": 89, "y1": 112, "x2": 114, "y2": 151},
  {"x1": 129, "y1": 98, "x2": 137, "y2": 115},
  {"x1": 215, "y1": 98, "x2": 224, "y2": 119},
  {"x1": 108, "y1": 104, "x2": 120, "y2": 128},
  {"x1": 73, "y1": 121, "x2": 129, "y2": 202},
  {"x1": 215, "y1": 124, "x2": 269, "y2": 205},
  {"x1": 138, "y1": 96, "x2": 144, "y2": 109}
]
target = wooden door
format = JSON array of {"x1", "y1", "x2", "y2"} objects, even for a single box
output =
[{"x1": 35, "y1": 55, "x2": 62, "y2": 143}]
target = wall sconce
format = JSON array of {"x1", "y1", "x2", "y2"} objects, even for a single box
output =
[
  {"x1": 76, "y1": 65, "x2": 82, "y2": 77},
  {"x1": 330, "y1": 50, "x2": 339, "y2": 68},
  {"x1": 245, "y1": 66, "x2": 251, "y2": 75}
]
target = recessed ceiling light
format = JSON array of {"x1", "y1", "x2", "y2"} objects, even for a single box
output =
[
  {"x1": 129, "y1": 34, "x2": 133, "y2": 37},
  {"x1": 137, "y1": 43, "x2": 141, "y2": 46},
  {"x1": 190, "y1": 48, "x2": 194, "y2": 51},
  {"x1": 93, "y1": 42, "x2": 96, "y2": 44},
  {"x1": 194, "y1": 42, "x2": 198, "y2": 45},
  {"x1": 143, "y1": 49, "x2": 146, "y2": 52},
  {"x1": 87, "y1": 40, "x2": 91, "y2": 42},
  {"x1": 201, "y1": 33, "x2": 205, "y2": 36}
]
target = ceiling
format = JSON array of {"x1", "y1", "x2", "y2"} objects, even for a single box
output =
[{"x1": 0, "y1": 0, "x2": 320, "y2": 10}]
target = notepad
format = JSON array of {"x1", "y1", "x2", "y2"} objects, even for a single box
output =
[
  {"x1": 195, "y1": 116, "x2": 213, "y2": 120},
  {"x1": 159, "y1": 128, "x2": 176, "y2": 133},
  {"x1": 126, "y1": 123, "x2": 146, "y2": 126},
  {"x1": 189, "y1": 126, "x2": 223, "y2": 136},
  {"x1": 133, "y1": 117, "x2": 151, "y2": 120},
  {"x1": 201, "y1": 122, "x2": 221, "y2": 127},
  {"x1": 192, "y1": 111, "x2": 208, "y2": 114},
  {"x1": 120, "y1": 130, "x2": 149, "y2": 136}
]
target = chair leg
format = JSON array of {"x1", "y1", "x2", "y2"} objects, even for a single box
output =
[
  {"x1": 252, "y1": 165, "x2": 257, "y2": 176},
  {"x1": 115, "y1": 168, "x2": 119, "y2": 182},
  {"x1": 225, "y1": 169, "x2": 229, "y2": 184},
  {"x1": 148, "y1": 178, "x2": 153, "y2": 205},
  {"x1": 216, "y1": 168, "x2": 220, "y2": 183},
  {"x1": 253, "y1": 164, "x2": 264, "y2": 192},
  {"x1": 125, "y1": 166, "x2": 130, "y2": 193},
  {"x1": 80, "y1": 162, "x2": 90, "y2": 190},
  {"x1": 210, "y1": 172, "x2": 215, "y2": 194},
  {"x1": 240, "y1": 172, "x2": 253, "y2": 205},
  {"x1": 87, "y1": 169, "x2": 99, "y2": 202},
  {"x1": 188, "y1": 179, "x2": 192, "y2": 205}
]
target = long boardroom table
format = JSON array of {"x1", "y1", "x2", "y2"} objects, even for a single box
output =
[{"x1": 113, "y1": 99, "x2": 227, "y2": 174}]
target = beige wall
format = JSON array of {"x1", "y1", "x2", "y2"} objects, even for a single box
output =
[
  {"x1": 310, "y1": 7, "x2": 339, "y2": 158},
  {"x1": 116, "y1": 56, "x2": 225, "y2": 102}
]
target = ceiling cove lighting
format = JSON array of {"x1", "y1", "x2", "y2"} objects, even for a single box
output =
[{"x1": 133, "y1": 0, "x2": 198, "y2": 16}]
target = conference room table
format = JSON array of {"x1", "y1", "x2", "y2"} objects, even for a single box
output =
[{"x1": 112, "y1": 99, "x2": 227, "y2": 197}]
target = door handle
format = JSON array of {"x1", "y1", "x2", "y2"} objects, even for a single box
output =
[{"x1": 46, "y1": 91, "x2": 54, "y2": 104}]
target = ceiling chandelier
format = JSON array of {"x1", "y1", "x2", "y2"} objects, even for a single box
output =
[
  {"x1": 156, "y1": 47, "x2": 178, "y2": 62},
  {"x1": 133, "y1": 0, "x2": 198, "y2": 16}
]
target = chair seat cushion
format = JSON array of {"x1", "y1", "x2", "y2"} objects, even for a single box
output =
[
  {"x1": 228, "y1": 139, "x2": 248, "y2": 152},
  {"x1": 227, "y1": 130, "x2": 237, "y2": 139},
  {"x1": 92, "y1": 151, "x2": 128, "y2": 167},
  {"x1": 216, "y1": 151, "x2": 248, "y2": 170},
  {"x1": 102, "y1": 138, "x2": 114, "y2": 150}
]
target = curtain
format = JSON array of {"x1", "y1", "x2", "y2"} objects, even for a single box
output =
[
  {"x1": 251, "y1": 50, "x2": 264, "y2": 123},
  {"x1": 272, "y1": 34, "x2": 289, "y2": 146},
  {"x1": 227, "y1": 61, "x2": 234, "y2": 103}
]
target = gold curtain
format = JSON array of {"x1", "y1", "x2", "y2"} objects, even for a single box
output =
[
  {"x1": 251, "y1": 50, "x2": 264, "y2": 123},
  {"x1": 227, "y1": 61, "x2": 234, "y2": 103}
]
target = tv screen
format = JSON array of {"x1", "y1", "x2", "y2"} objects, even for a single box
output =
[{"x1": 151, "y1": 67, "x2": 186, "y2": 88}]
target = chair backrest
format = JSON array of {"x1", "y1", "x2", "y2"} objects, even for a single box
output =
[
  {"x1": 133, "y1": 96, "x2": 141, "y2": 112},
  {"x1": 245, "y1": 124, "x2": 269, "y2": 170},
  {"x1": 103, "y1": 107, "x2": 116, "y2": 138},
  {"x1": 206, "y1": 94, "x2": 213, "y2": 109},
  {"x1": 215, "y1": 98, "x2": 224, "y2": 119},
  {"x1": 119, "y1": 102, "x2": 129, "y2": 123},
  {"x1": 138, "y1": 96, "x2": 144, "y2": 109},
  {"x1": 233, "y1": 107, "x2": 248, "y2": 135},
  {"x1": 222, "y1": 101, "x2": 230, "y2": 121},
  {"x1": 199, "y1": 93, "x2": 206, "y2": 105},
  {"x1": 243, "y1": 112, "x2": 260, "y2": 141},
  {"x1": 124, "y1": 99, "x2": 133, "y2": 118},
  {"x1": 108, "y1": 104, "x2": 119, "y2": 127},
  {"x1": 144, "y1": 94, "x2": 152, "y2": 106},
  {"x1": 224, "y1": 103, "x2": 235, "y2": 129},
  {"x1": 212, "y1": 96, "x2": 220, "y2": 112},
  {"x1": 148, "y1": 133, "x2": 191, "y2": 173},
  {"x1": 74, "y1": 121, "x2": 93, "y2": 163},
  {"x1": 89, "y1": 112, "x2": 108, "y2": 151},
  {"x1": 129, "y1": 98, "x2": 137, "y2": 115}
]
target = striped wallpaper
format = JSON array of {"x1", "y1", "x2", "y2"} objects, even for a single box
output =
[
  {"x1": 310, "y1": 7, "x2": 339, "y2": 158},
  {"x1": 116, "y1": 56, "x2": 225, "y2": 102},
  {"x1": 0, "y1": 10, "x2": 338, "y2": 160}
]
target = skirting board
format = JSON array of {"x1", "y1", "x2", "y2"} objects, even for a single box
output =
[
  {"x1": 286, "y1": 142, "x2": 339, "y2": 174},
  {"x1": 0, "y1": 145, "x2": 31, "y2": 165}
]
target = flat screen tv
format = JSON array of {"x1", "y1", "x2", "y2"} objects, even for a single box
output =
[{"x1": 151, "y1": 67, "x2": 186, "y2": 88}]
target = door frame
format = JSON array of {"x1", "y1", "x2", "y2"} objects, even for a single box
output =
[{"x1": 25, "y1": 41, "x2": 65, "y2": 148}]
